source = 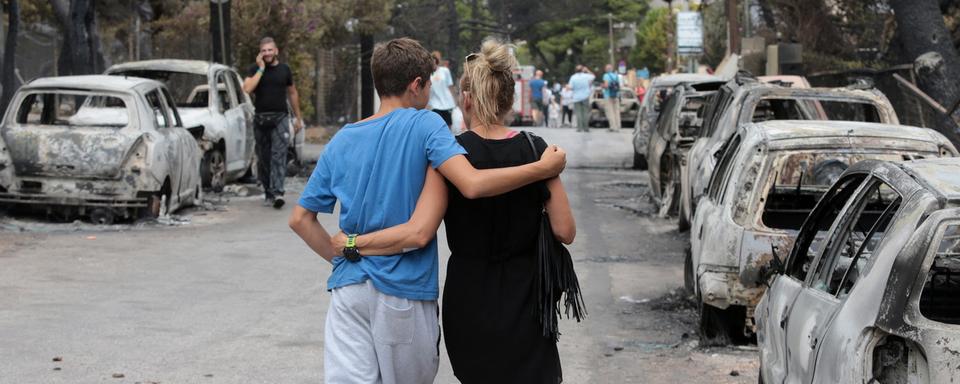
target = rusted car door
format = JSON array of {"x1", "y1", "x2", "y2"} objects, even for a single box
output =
[
  {"x1": 692, "y1": 133, "x2": 744, "y2": 296},
  {"x1": 898, "y1": 213, "x2": 960, "y2": 384},
  {"x1": 158, "y1": 87, "x2": 200, "y2": 204},
  {"x1": 230, "y1": 71, "x2": 255, "y2": 169},
  {"x1": 783, "y1": 175, "x2": 904, "y2": 383},
  {"x1": 143, "y1": 88, "x2": 184, "y2": 203},
  {"x1": 215, "y1": 70, "x2": 247, "y2": 173},
  {"x1": 758, "y1": 172, "x2": 869, "y2": 383},
  {"x1": 647, "y1": 89, "x2": 682, "y2": 200}
]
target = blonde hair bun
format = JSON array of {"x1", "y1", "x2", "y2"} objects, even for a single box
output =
[
  {"x1": 463, "y1": 40, "x2": 518, "y2": 128},
  {"x1": 479, "y1": 40, "x2": 518, "y2": 76}
]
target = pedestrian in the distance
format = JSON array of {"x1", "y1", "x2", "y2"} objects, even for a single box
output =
[
  {"x1": 544, "y1": 87, "x2": 560, "y2": 128},
  {"x1": 602, "y1": 64, "x2": 621, "y2": 131},
  {"x1": 568, "y1": 65, "x2": 595, "y2": 132},
  {"x1": 560, "y1": 84, "x2": 574, "y2": 127},
  {"x1": 242, "y1": 36, "x2": 303, "y2": 209},
  {"x1": 429, "y1": 51, "x2": 457, "y2": 130},
  {"x1": 288, "y1": 37, "x2": 567, "y2": 384},
  {"x1": 529, "y1": 70, "x2": 547, "y2": 126}
]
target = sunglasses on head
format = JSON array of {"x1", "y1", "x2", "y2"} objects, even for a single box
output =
[{"x1": 465, "y1": 53, "x2": 479, "y2": 62}]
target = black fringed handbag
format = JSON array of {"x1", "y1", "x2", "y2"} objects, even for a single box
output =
[{"x1": 521, "y1": 131, "x2": 587, "y2": 341}]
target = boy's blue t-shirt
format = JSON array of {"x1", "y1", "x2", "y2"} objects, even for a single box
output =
[{"x1": 298, "y1": 108, "x2": 467, "y2": 301}]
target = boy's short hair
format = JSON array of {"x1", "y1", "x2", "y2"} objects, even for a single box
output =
[
  {"x1": 259, "y1": 37, "x2": 276, "y2": 48},
  {"x1": 372, "y1": 38, "x2": 436, "y2": 97}
]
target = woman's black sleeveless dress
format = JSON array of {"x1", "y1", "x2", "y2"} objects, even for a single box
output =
[{"x1": 441, "y1": 130, "x2": 561, "y2": 384}]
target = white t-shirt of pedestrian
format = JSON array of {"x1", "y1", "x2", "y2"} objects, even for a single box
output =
[{"x1": 429, "y1": 66, "x2": 456, "y2": 111}]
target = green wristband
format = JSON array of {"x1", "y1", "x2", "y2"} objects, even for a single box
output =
[{"x1": 346, "y1": 234, "x2": 358, "y2": 248}]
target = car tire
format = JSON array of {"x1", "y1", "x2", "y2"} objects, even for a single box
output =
[
  {"x1": 140, "y1": 180, "x2": 171, "y2": 219},
  {"x1": 201, "y1": 149, "x2": 226, "y2": 193},
  {"x1": 678, "y1": 203, "x2": 690, "y2": 232},
  {"x1": 678, "y1": 184, "x2": 691, "y2": 232},
  {"x1": 684, "y1": 246, "x2": 694, "y2": 296},
  {"x1": 633, "y1": 151, "x2": 648, "y2": 170},
  {"x1": 699, "y1": 301, "x2": 749, "y2": 345},
  {"x1": 658, "y1": 158, "x2": 682, "y2": 217}
]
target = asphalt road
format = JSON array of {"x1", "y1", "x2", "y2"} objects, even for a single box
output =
[{"x1": 0, "y1": 127, "x2": 757, "y2": 383}]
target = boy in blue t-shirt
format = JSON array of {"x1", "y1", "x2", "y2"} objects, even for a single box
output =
[{"x1": 288, "y1": 38, "x2": 566, "y2": 384}]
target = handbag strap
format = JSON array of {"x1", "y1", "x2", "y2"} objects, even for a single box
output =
[{"x1": 520, "y1": 131, "x2": 550, "y2": 205}]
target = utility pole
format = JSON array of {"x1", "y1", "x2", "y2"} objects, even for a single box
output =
[
  {"x1": 209, "y1": 0, "x2": 231, "y2": 64},
  {"x1": 725, "y1": 0, "x2": 741, "y2": 55},
  {"x1": 666, "y1": 0, "x2": 675, "y2": 72},
  {"x1": 608, "y1": 13, "x2": 615, "y2": 66}
]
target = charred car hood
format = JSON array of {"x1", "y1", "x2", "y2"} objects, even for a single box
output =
[{"x1": 1, "y1": 125, "x2": 142, "y2": 180}]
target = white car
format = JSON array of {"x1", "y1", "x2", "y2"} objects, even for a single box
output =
[
  {"x1": 681, "y1": 77, "x2": 900, "y2": 231},
  {"x1": 0, "y1": 75, "x2": 203, "y2": 223},
  {"x1": 689, "y1": 120, "x2": 955, "y2": 341},
  {"x1": 107, "y1": 59, "x2": 255, "y2": 191},
  {"x1": 632, "y1": 73, "x2": 723, "y2": 169},
  {"x1": 757, "y1": 158, "x2": 960, "y2": 383}
]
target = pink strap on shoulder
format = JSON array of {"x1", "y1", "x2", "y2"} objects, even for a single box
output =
[{"x1": 505, "y1": 130, "x2": 520, "y2": 138}]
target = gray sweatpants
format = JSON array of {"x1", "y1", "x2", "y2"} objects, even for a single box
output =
[{"x1": 324, "y1": 280, "x2": 439, "y2": 384}]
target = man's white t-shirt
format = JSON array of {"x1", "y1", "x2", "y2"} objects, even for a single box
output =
[{"x1": 429, "y1": 66, "x2": 456, "y2": 111}]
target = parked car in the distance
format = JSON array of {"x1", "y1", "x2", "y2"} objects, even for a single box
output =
[
  {"x1": 632, "y1": 73, "x2": 724, "y2": 170},
  {"x1": 646, "y1": 83, "x2": 716, "y2": 220},
  {"x1": 588, "y1": 87, "x2": 640, "y2": 128},
  {"x1": 689, "y1": 120, "x2": 955, "y2": 342},
  {"x1": 0, "y1": 75, "x2": 203, "y2": 223},
  {"x1": 107, "y1": 59, "x2": 254, "y2": 192},
  {"x1": 757, "y1": 157, "x2": 960, "y2": 384}
]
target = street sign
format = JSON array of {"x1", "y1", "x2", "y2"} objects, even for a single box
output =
[{"x1": 676, "y1": 11, "x2": 703, "y2": 55}]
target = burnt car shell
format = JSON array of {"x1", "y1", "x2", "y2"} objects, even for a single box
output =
[
  {"x1": 691, "y1": 120, "x2": 956, "y2": 341},
  {"x1": 0, "y1": 75, "x2": 202, "y2": 221},
  {"x1": 756, "y1": 158, "x2": 960, "y2": 383}
]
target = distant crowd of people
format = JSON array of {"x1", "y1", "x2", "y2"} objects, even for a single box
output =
[{"x1": 527, "y1": 63, "x2": 643, "y2": 132}]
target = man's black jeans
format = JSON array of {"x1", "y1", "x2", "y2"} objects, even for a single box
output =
[{"x1": 254, "y1": 112, "x2": 289, "y2": 199}]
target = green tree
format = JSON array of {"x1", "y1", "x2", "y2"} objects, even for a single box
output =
[
  {"x1": 630, "y1": 7, "x2": 670, "y2": 74},
  {"x1": 519, "y1": 0, "x2": 648, "y2": 83}
]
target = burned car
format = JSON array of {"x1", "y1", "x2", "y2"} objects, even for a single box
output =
[
  {"x1": 757, "y1": 157, "x2": 960, "y2": 384},
  {"x1": 632, "y1": 73, "x2": 723, "y2": 169},
  {"x1": 689, "y1": 120, "x2": 955, "y2": 341},
  {"x1": 0, "y1": 75, "x2": 203, "y2": 223},
  {"x1": 106, "y1": 60, "x2": 255, "y2": 191},
  {"x1": 680, "y1": 75, "x2": 900, "y2": 231},
  {"x1": 588, "y1": 87, "x2": 640, "y2": 128},
  {"x1": 646, "y1": 83, "x2": 718, "y2": 221}
]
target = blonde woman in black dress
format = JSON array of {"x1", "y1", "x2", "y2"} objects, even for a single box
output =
[
  {"x1": 439, "y1": 40, "x2": 576, "y2": 383},
  {"x1": 331, "y1": 40, "x2": 575, "y2": 383}
]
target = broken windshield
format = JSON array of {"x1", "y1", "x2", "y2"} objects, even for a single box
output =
[
  {"x1": 15, "y1": 91, "x2": 130, "y2": 128},
  {"x1": 750, "y1": 97, "x2": 883, "y2": 123},
  {"x1": 111, "y1": 70, "x2": 208, "y2": 108},
  {"x1": 920, "y1": 223, "x2": 960, "y2": 325},
  {"x1": 761, "y1": 152, "x2": 905, "y2": 230}
]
